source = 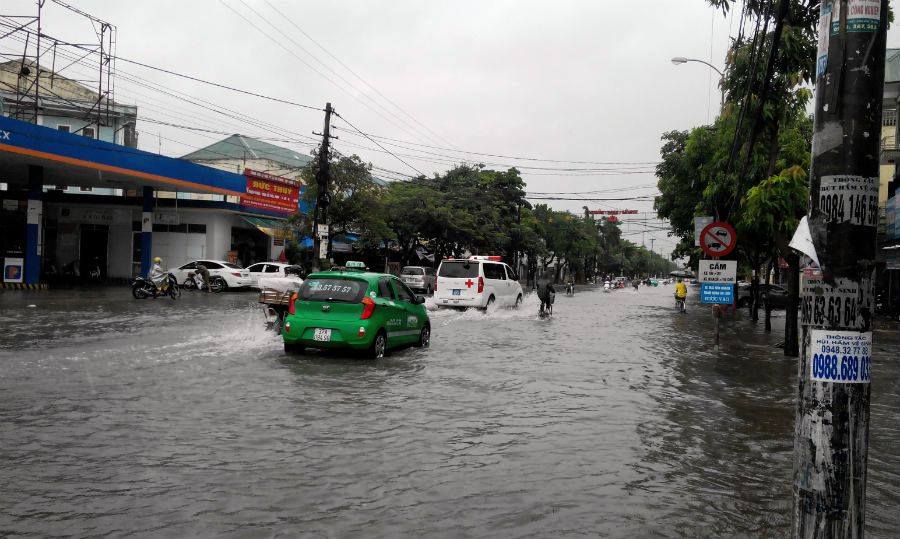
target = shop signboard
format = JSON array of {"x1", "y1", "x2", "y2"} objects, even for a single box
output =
[{"x1": 241, "y1": 169, "x2": 301, "y2": 215}]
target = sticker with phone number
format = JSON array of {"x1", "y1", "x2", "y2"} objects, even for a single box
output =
[{"x1": 809, "y1": 329, "x2": 871, "y2": 383}]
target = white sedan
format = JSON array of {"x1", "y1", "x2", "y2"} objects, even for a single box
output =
[
  {"x1": 170, "y1": 260, "x2": 252, "y2": 289},
  {"x1": 244, "y1": 262, "x2": 297, "y2": 289}
]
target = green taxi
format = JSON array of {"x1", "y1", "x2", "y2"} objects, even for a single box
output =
[{"x1": 282, "y1": 262, "x2": 431, "y2": 358}]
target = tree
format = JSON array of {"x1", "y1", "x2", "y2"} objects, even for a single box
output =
[
  {"x1": 741, "y1": 164, "x2": 809, "y2": 355},
  {"x1": 301, "y1": 152, "x2": 391, "y2": 259}
]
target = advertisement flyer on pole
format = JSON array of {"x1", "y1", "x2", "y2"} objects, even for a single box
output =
[{"x1": 808, "y1": 329, "x2": 871, "y2": 384}]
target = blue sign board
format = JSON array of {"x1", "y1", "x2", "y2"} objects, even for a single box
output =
[{"x1": 700, "y1": 282, "x2": 734, "y2": 305}]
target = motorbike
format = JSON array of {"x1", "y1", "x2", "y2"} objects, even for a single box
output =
[
  {"x1": 675, "y1": 295, "x2": 687, "y2": 314},
  {"x1": 565, "y1": 283, "x2": 574, "y2": 296},
  {"x1": 603, "y1": 281, "x2": 611, "y2": 293},
  {"x1": 132, "y1": 273, "x2": 180, "y2": 299},
  {"x1": 183, "y1": 271, "x2": 225, "y2": 292}
]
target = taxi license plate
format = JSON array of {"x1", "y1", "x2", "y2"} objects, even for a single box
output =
[
  {"x1": 452, "y1": 289, "x2": 461, "y2": 296},
  {"x1": 313, "y1": 328, "x2": 332, "y2": 342}
]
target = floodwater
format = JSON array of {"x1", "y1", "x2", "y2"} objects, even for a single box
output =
[{"x1": 1, "y1": 285, "x2": 898, "y2": 538}]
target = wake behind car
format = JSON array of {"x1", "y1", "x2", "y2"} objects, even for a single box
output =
[
  {"x1": 170, "y1": 260, "x2": 251, "y2": 290},
  {"x1": 282, "y1": 262, "x2": 431, "y2": 359},
  {"x1": 434, "y1": 256, "x2": 523, "y2": 309}
]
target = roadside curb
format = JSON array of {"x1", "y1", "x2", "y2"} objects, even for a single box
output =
[{"x1": 0, "y1": 283, "x2": 48, "y2": 290}]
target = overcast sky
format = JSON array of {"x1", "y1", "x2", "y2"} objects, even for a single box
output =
[{"x1": 5, "y1": 1, "x2": 900, "y2": 259}]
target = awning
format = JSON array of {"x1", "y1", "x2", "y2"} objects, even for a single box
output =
[{"x1": 241, "y1": 215, "x2": 291, "y2": 239}]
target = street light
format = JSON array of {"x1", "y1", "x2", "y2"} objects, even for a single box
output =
[{"x1": 671, "y1": 57, "x2": 725, "y2": 109}]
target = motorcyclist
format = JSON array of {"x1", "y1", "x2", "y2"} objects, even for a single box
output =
[
  {"x1": 674, "y1": 277, "x2": 688, "y2": 312},
  {"x1": 148, "y1": 256, "x2": 168, "y2": 295},
  {"x1": 195, "y1": 262, "x2": 212, "y2": 292},
  {"x1": 536, "y1": 279, "x2": 556, "y2": 316},
  {"x1": 565, "y1": 275, "x2": 574, "y2": 295}
]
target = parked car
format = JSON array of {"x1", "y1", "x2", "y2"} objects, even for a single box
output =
[
  {"x1": 282, "y1": 261, "x2": 431, "y2": 358},
  {"x1": 170, "y1": 260, "x2": 251, "y2": 290},
  {"x1": 400, "y1": 265, "x2": 437, "y2": 294},
  {"x1": 245, "y1": 262, "x2": 300, "y2": 288},
  {"x1": 737, "y1": 282, "x2": 788, "y2": 309},
  {"x1": 433, "y1": 256, "x2": 523, "y2": 309}
]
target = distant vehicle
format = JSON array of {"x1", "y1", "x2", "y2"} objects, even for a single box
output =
[
  {"x1": 170, "y1": 260, "x2": 251, "y2": 290},
  {"x1": 737, "y1": 282, "x2": 788, "y2": 309},
  {"x1": 282, "y1": 261, "x2": 431, "y2": 358},
  {"x1": 258, "y1": 267, "x2": 305, "y2": 334},
  {"x1": 400, "y1": 265, "x2": 437, "y2": 294},
  {"x1": 244, "y1": 262, "x2": 298, "y2": 288},
  {"x1": 434, "y1": 256, "x2": 523, "y2": 310}
]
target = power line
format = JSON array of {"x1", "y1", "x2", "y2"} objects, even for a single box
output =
[
  {"x1": 0, "y1": 19, "x2": 325, "y2": 113},
  {"x1": 262, "y1": 0, "x2": 456, "y2": 150},
  {"x1": 330, "y1": 125, "x2": 659, "y2": 166},
  {"x1": 332, "y1": 111, "x2": 424, "y2": 176}
]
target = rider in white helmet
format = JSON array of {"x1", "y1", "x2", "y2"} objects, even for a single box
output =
[{"x1": 149, "y1": 256, "x2": 167, "y2": 293}]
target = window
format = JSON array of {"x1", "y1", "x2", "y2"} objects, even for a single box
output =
[
  {"x1": 187, "y1": 224, "x2": 206, "y2": 234},
  {"x1": 179, "y1": 262, "x2": 198, "y2": 270},
  {"x1": 504, "y1": 265, "x2": 518, "y2": 281},
  {"x1": 57, "y1": 125, "x2": 71, "y2": 133},
  {"x1": 483, "y1": 263, "x2": 506, "y2": 280},
  {"x1": 247, "y1": 264, "x2": 265, "y2": 272},
  {"x1": 82, "y1": 127, "x2": 95, "y2": 139},
  {"x1": 392, "y1": 279, "x2": 417, "y2": 303},
  {"x1": 201, "y1": 261, "x2": 223, "y2": 269},
  {"x1": 401, "y1": 267, "x2": 425, "y2": 275},
  {"x1": 264, "y1": 264, "x2": 280, "y2": 273},
  {"x1": 438, "y1": 261, "x2": 478, "y2": 278},
  {"x1": 300, "y1": 278, "x2": 367, "y2": 303},
  {"x1": 884, "y1": 109, "x2": 898, "y2": 127},
  {"x1": 377, "y1": 278, "x2": 395, "y2": 299}
]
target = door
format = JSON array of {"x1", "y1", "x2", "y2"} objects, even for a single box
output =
[
  {"x1": 246, "y1": 263, "x2": 267, "y2": 287},
  {"x1": 436, "y1": 260, "x2": 481, "y2": 303},
  {"x1": 390, "y1": 278, "x2": 424, "y2": 345},
  {"x1": 376, "y1": 277, "x2": 404, "y2": 347},
  {"x1": 79, "y1": 224, "x2": 108, "y2": 280},
  {"x1": 504, "y1": 264, "x2": 521, "y2": 302},
  {"x1": 175, "y1": 261, "x2": 197, "y2": 284},
  {"x1": 483, "y1": 262, "x2": 507, "y2": 304}
]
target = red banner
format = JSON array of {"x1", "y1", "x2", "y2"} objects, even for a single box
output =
[{"x1": 240, "y1": 169, "x2": 301, "y2": 215}]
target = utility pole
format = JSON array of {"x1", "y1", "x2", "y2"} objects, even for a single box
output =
[
  {"x1": 311, "y1": 102, "x2": 333, "y2": 272},
  {"x1": 792, "y1": 2, "x2": 886, "y2": 536}
]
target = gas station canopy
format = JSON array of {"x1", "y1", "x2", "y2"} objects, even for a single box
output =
[{"x1": 0, "y1": 115, "x2": 245, "y2": 195}]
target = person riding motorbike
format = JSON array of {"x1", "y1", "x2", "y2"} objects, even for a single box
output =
[
  {"x1": 536, "y1": 279, "x2": 556, "y2": 316},
  {"x1": 564, "y1": 275, "x2": 574, "y2": 295},
  {"x1": 674, "y1": 277, "x2": 688, "y2": 312},
  {"x1": 195, "y1": 262, "x2": 212, "y2": 292},
  {"x1": 148, "y1": 256, "x2": 168, "y2": 296}
]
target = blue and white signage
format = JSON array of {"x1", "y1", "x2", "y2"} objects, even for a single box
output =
[
  {"x1": 809, "y1": 329, "x2": 871, "y2": 384},
  {"x1": 700, "y1": 282, "x2": 733, "y2": 304}
]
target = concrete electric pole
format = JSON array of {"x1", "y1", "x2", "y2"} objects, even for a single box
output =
[
  {"x1": 792, "y1": 1, "x2": 886, "y2": 536},
  {"x1": 311, "y1": 102, "x2": 333, "y2": 272}
]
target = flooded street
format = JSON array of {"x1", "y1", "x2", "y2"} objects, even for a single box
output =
[{"x1": 1, "y1": 285, "x2": 898, "y2": 538}]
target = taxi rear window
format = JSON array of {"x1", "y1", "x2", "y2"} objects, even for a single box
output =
[
  {"x1": 438, "y1": 261, "x2": 478, "y2": 278},
  {"x1": 300, "y1": 278, "x2": 366, "y2": 303}
]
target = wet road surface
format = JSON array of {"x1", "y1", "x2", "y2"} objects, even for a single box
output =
[{"x1": 1, "y1": 285, "x2": 898, "y2": 538}]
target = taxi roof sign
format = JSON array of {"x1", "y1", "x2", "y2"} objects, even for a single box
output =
[
  {"x1": 345, "y1": 261, "x2": 366, "y2": 269},
  {"x1": 468, "y1": 255, "x2": 503, "y2": 261}
]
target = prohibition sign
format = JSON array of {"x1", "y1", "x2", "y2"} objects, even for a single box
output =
[{"x1": 700, "y1": 221, "x2": 737, "y2": 257}]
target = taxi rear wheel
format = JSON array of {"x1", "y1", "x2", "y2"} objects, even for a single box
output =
[
  {"x1": 416, "y1": 324, "x2": 431, "y2": 348},
  {"x1": 368, "y1": 331, "x2": 387, "y2": 359}
]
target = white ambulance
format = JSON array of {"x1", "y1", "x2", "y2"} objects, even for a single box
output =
[{"x1": 434, "y1": 256, "x2": 523, "y2": 309}]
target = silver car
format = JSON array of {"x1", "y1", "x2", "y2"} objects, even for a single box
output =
[{"x1": 400, "y1": 265, "x2": 437, "y2": 294}]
